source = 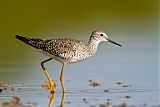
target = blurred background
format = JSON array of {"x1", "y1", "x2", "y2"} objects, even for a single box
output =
[{"x1": 0, "y1": 0, "x2": 159, "y2": 107}]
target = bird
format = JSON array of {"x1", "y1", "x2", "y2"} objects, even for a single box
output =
[{"x1": 15, "y1": 30, "x2": 121, "y2": 93}]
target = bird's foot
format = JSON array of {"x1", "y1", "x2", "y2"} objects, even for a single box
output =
[
  {"x1": 50, "y1": 81, "x2": 56, "y2": 94},
  {"x1": 41, "y1": 80, "x2": 56, "y2": 93}
]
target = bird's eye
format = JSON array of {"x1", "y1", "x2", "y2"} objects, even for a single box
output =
[{"x1": 100, "y1": 34, "x2": 103, "y2": 36}]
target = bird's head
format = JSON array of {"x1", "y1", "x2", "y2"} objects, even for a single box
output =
[{"x1": 90, "y1": 30, "x2": 122, "y2": 46}]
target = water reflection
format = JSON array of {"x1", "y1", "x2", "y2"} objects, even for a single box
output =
[
  {"x1": 43, "y1": 81, "x2": 65, "y2": 107},
  {"x1": 47, "y1": 90, "x2": 65, "y2": 107},
  {"x1": 60, "y1": 92, "x2": 65, "y2": 107},
  {"x1": 48, "y1": 92, "x2": 55, "y2": 107}
]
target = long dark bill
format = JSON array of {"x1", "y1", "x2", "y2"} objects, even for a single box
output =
[{"x1": 108, "y1": 39, "x2": 122, "y2": 47}]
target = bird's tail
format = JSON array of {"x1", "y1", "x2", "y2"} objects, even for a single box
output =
[
  {"x1": 16, "y1": 35, "x2": 30, "y2": 44},
  {"x1": 15, "y1": 35, "x2": 43, "y2": 48}
]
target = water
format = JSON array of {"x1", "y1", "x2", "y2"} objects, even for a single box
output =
[{"x1": 0, "y1": 0, "x2": 159, "y2": 107}]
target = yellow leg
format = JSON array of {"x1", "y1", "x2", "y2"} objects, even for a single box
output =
[
  {"x1": 60, "y1": 63, "x2": 65, "y2": 93},
  {"x1": 41, "y1": 58, "x2": 56, "y2": 93}
]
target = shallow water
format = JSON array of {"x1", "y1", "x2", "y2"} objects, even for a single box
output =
[{"x1": 0, "y1": 0, "x2": 159, "y2": 107}]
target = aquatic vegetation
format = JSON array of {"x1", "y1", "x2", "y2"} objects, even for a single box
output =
[
  {"x1": 1, "y1": 96, "x2": 36, "y2": 107},
  {"x1": 89, "y1": 80, "x2": 101, "y2": 87}
]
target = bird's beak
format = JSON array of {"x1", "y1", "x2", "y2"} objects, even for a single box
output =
[{"x1": 107, "y1": 38, "x2": 122, "y2": 47}]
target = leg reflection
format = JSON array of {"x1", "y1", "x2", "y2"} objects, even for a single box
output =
[
  {"x1": 48, "y1": 92, "x2": 65, "y2": 107},
  {"x1": 60, "y1": 92, "x2": 65, "y2": 107},
  {"x1": 48, "y1": 92, "x2": 55, "y2": 107}
]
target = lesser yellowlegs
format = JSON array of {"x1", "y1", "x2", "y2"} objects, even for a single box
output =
[{"x1": 16, "y1": 30, "x2": 121, "y2": 93}]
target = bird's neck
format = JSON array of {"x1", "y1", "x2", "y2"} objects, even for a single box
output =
[{"x1": 88, "y1": 38, "x2": 101, "y2": 53}]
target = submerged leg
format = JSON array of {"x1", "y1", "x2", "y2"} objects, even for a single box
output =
[
  {"x1": 60, "y1": 63, "x2": 65, "y2": 93},
  {"x1": 41, "y1": 58, "x2": 56, "y2": 93}
]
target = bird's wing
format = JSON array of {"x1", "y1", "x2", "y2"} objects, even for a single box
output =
[{"x1": 39, "y1": 39, "x2": 86, "y2": 59}]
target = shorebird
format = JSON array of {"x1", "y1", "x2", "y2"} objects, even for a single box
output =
[{"x1": 16, "y1": 30, "x2": 121, "y2": 93}]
